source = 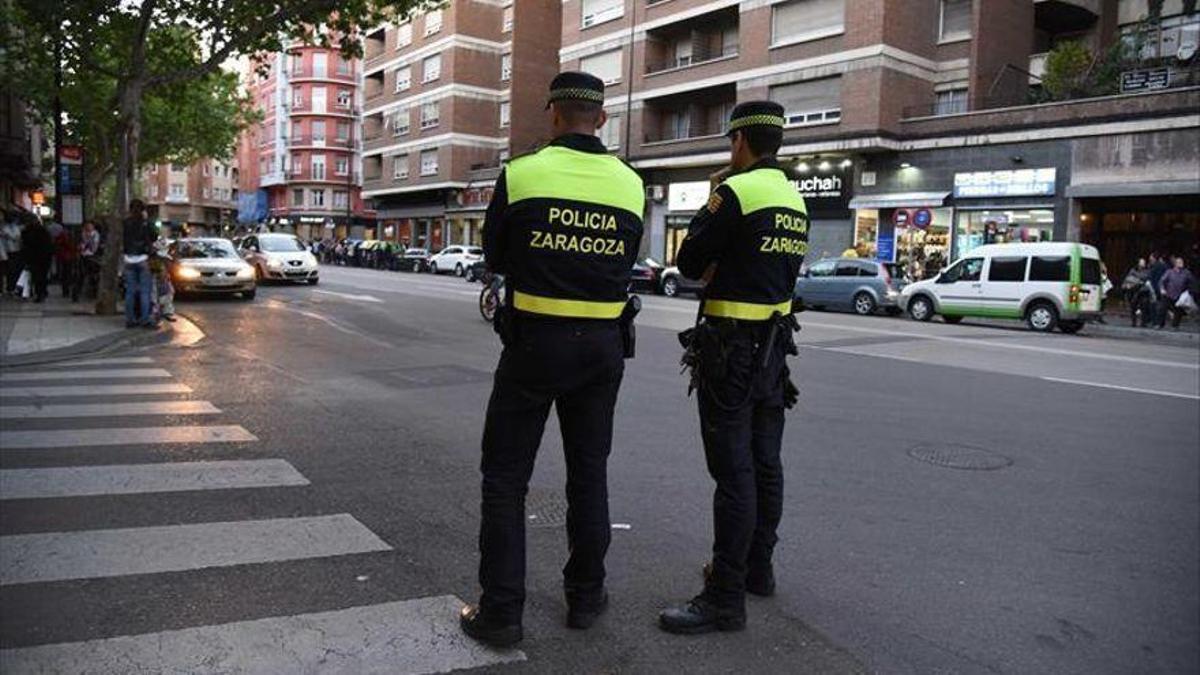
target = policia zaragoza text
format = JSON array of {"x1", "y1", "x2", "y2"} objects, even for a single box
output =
[{"x1": 529, "y1": 207, "x2": 628, "y2": 256}]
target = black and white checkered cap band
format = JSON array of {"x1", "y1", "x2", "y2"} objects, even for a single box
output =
[
  {"x1": 548, "y1": 87, "x2": 605, "y2": 104},
  {"x1": 728, "y1": 114, "x2": 785, "y2": 131}
]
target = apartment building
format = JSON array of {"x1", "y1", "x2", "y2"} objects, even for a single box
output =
[
  {"x1": 238, "y1": 44, "x2": 371, "y2": 242},
  {"x1": 562, "y1": 0, "x2": 1198, "y2": 277},
  {"x1": 141, "y1": 159, "x2": 240, "y2": 235},
  {"x1": 360, "y1": 0, "x2": 560, "y2": 249}
]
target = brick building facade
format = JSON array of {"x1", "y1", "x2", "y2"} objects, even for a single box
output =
[{"x1": 141, "y1": 159, "x2": 239, "y2": 236}]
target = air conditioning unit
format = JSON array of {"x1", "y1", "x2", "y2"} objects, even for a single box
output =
[{"x1": 646, "y1": 185, "x2": 665, "y2": 202}]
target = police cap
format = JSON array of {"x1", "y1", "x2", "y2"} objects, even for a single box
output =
[
  {"x1": 726, "y1": 101, "x2": 786, "y2": 136},
  {"x1": 546, "y1": 71, "x2": 605, "y2": 110}
]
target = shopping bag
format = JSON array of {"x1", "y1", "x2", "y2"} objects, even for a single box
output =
[
  {"x1": 1176, "y1": 290, "x2": 1197, "y2": 313},
  {"x1": 16, "y1": 269, "x2": 31, "y2": 298}
]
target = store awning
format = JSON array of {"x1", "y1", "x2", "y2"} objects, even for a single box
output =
[
  {"x1": 1065, "y1": 180, "x2": 1200, "y2": 198},
  {"x1": 848, "y1": 192, "x2": 949, "y2": 209}
]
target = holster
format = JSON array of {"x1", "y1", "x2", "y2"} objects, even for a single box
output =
[{"x1": 618, "y1": 295, "x2": 642, "y2": 359}]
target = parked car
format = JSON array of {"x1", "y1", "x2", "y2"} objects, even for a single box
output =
[
  {"x1": 629, "y1": 258, "x2": 663, "y2": 294},
  {"x1": 464, "y1": 259, "x2": 489, "y2": 282},
  {"x1": 172, "y1": 238, "x2": 256, "y2": 300},
  {"x1": 428, "y1": 245, "x2": 484, "y2": 276},
  {"x1": 898, "y1": 242, "x2": 1103, "y2": 333},
  {"x1": 793, "y1": 258, "x2": 903, "y2": 315},
  {"x1": 396, "y1": 247, "x2": 430, "y2": 272},
  {"x1": 238, "y1": 233, "x2": 319, "y2": 285},
  {"x1": 659, "y1": 265, "x2": 706, "y2": 297}
]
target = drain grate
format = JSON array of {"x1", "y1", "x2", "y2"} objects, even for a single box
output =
[
  {"x1": 907, "y1": 443, "x2": 1012, "y2": 471},
  {"x1": 525, "y1": 489, "x2": 568, "y2": 528}
]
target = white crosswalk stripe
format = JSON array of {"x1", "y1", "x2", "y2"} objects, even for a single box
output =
[
  {"x1": 0, "y1": 460, "x2": 309, "y2": 499},
  {"x1": 0, "y1": 400, "x2": 221, "y2": 419},
  {"x1": 1, "y1": 424, "x2": 257, "y2": 449},
  {"x1": 0, "y1": 368, "x2": 172, "y2": 382},
  {"x1": 46, "y1": 356, "x2": 157, "y2": 367},
  {"x1": 0, "y1": 382, "x2": 192, "y2": 398}
]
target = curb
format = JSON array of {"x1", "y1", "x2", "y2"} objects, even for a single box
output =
[
  {"x1": 0, "y1": 316, "x2": 200, "y2": 369},
  {"x1": 960, "y1": 317, "x2": 1199, "y2": 347}
]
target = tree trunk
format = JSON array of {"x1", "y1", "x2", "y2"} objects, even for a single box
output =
[{"x1": 95, "y1": 80, "x2": 143, "y2": 315}]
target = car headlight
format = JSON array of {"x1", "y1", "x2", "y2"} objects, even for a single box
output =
[
  {"x1": 236, "y1": 266, "x2": 254, "y2": 279},
  {"x1": 177, "y1": 266, "x2": 201, "y2": 280},
  {"x1": 267, "y1": 258, "x2": 283, "y2": 269}
]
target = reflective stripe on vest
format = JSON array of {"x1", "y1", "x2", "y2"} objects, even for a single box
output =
[
  {"x1": 703, "y1": 299, "x2": 792, "y2": 321},
  {"x1": 513, "y1": 290, "x2": 626, "y2": 319}
]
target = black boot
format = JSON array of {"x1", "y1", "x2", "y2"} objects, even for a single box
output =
[
  {"x1": 566, "y1": 591, "x2": 609, "y2": 630},
  {"x1": 459, "y1": 604, "x2": 523, "y2": 647},
  {"x1": 703, "y1": 561, "x2": 775, "y2": 597},
  {"x1": 659, "y1": 596, "x2": 746, "y2": 634}
]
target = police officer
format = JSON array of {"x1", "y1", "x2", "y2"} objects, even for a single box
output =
[
  {"x1": 460, "y1": 72, "x2": 645, "y2": 646},
  {"x1": 659, "y1": 101, "x2": 808, "y2": 634}
]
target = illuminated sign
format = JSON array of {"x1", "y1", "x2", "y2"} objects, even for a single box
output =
[
  {"x1": 953, "y1": 168, "x2": 1056, "y2": 198},
  {"x1": 667, "y1": 181, "x2": 710, "y2": 213}
]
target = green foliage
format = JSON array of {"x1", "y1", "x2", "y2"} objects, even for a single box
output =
[{"x1": 1041, "y1": 41, "x2": 1094, "y2": 101}]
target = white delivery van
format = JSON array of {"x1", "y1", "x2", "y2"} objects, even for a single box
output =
[{"x1": 898, "y1": 242, "x2": 1103, "y2": 333}]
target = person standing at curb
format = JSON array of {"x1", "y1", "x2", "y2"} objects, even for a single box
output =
[
  {"x1": 1158, "y1": 256, "x2": 1196, "y2": 331},
  {"x1": 20, "y1": 215, "x2": 53, "y2": 303},
  {"x1": 74, "y1": 220, "x2": 102, "y2": 301},
  {"x1": 122, "y1": 199, "x2": 156, "y2": 328},
  {"x1": 2, "y1": 210, "x2": 23, "y2": 295}
]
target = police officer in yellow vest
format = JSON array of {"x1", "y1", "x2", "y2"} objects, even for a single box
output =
[
  {"x1": 460, "y1": 71, "x2": 644, "y2": 646},
  {"x1": 660, "y1": 101, "x2": 808, "y2": 634}
]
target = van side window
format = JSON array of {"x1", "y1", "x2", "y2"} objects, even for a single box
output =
[
  {"x1": 1030, "y1": 256, "x2": 1070, "y2": 282},
  {"x1": 988, "y1": 257, "x2": 1027, "y2": 282}
]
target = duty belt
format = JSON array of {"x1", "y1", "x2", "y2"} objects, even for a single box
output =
[
  {"x1": 512, "y1": 290, "x2": 626, "y2": 319},
  {"x1": 703, "y1": 298, "x2": 792, "y2": 321}
]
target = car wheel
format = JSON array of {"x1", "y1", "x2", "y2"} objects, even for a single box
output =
[
  {"x1": 430, "y1": 262, "x2": 439, "y2": 275},
  {"x1": 241, "y1": 289, "x2": 256, "y2": 300},
  {"x1": 662, "y1": 276, "x2": 679, "y2": 297},
  {"x1": 1026, "y1": 301, "x2": 1059, "y2": 332},
  {"x1": 853, "y1": 292, "x2": 876, "y2": 316},
  {"x1": 455, "y1": 263, "x2": 464, "y2": 277},
  {"x1": 308, "y1": 277, "x2": 319, "y2": 286},
  {"x1": 1058, "y1": 319, "x2": 1084, "y2": 334},
  {"x1": 908, "y1": 295, "x2": 934, "y2": 322},
  {"x1": 943, "y1": 315, "x2": 963, "y2": 324}
]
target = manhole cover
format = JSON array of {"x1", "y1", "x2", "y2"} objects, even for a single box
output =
[
  {"x1": 525, "y1": 489, "x2": 567, "y2": 528},
  {"x1": 907, "y1": 443, "x2": 1012, "y2": 471}
]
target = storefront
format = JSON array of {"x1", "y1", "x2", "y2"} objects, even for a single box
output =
[
  {"x1": 847, "y1": 192, "x2": 951, "y2": 280},
  {"x1": 443, "y1": 184, "x2": 494, "y2": 249},
  {"x1": 663, "y1": 181, "x2": 709, "y2": 265},
  {"x1": 951, "y1": 168, "x2": 1058, "y2": 259},
  {"x1": 374, "y1": 203, "x2": 443, "y2": 249}
]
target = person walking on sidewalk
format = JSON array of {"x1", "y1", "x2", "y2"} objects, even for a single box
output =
[
  {"x1": 122, "y1": 199, "x2": 156, "y2": 328},
  {"x1": 1157, "y1": 256, "x2": 1196, "y2": 330},
  {"x1": 74, "y1": 220, "x2": 101, "y2": 301},
  {"x1": 1121, "y1": 258, "x2": 1151, "y2": 327},
  {"x1": 53, "y1": 222, "x2": 76, "y2": 299},
  {"x1": 1147, "y1": 252, "x2": 1169, "y2": 327},
  {"x1": 2, "y1": 211, "x2": 23, "y2": 295},
  {"x1": 20, "y1": 215, "x2": 53, "y2": 303}
]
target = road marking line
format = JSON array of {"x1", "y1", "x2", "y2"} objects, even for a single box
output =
[
  {"x1": 0, "y1": 460, "x2": 309, "y2": 499},
  {"x1": 312, "y1": 289, "x2": 384, "y2": 303},
  {"x1": 0, "y1": 400, "x2": 221, "y2": 419},
  {"x1": 0, "y1": 383, "x2": 192, "y2": 398},
  {"x1": 262, "y1": 301, "x2": 395, "y2": 349},
  {"x1": 0, "y1": 424, "x2": 257, "y2": 449},
  {"x1": 0, "y1": 368, "x2": 172, "y2": 383},
  {"x1": 0, "y1": 514, "x2": 391, "y2": 585},
  {"x1": 47, "y1": 356, "x2": 156, "y2": 367},
  {"x1": 0, "y1": 595, "x2": 525, "y2": 673},
  {"x1": 1040, "y1": 377, "x2": 1200, "y2": 401}
]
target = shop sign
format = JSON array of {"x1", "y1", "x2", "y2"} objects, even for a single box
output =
[
  {"x1": 953, "y1": 168, "x2": 1056, "y2": 198},
  {"x1": 298, "y1": 216, "x2": 327, "y2": 224},
  {"x1": 1120, "y1": 68, "x2": 1170, "y2": 93},
  {"x1": 893, "y1": 209, "x2": 910, "y2": 227},
  {"x1": 790, "y1": 167, "x2": 851, "y2": 214},
  {"x1": 912, "y1": 208, "x2": 932, "y2": 228},
  {"x1": 876, "y1": 229, "x2": 895, "y2": 262},
  {"x1": 668, "y1": 181, "x2": 710, "y2": 213}
]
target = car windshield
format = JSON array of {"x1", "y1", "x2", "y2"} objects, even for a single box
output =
[
  {"x1": 467, "y1": 247, "x2": 483, "y2": 255},
  {"x1": 176, "y1": 240, "x2": 237, "y2": 259},
  {"x1": 260, "y1": 236, "x2": 305, "y2": 252}
]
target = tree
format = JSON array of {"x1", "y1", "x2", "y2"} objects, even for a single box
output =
[
  {"x1": 5, "y1": 0, "x2": 419, "y2": 314},
  {"x1": 1041, "y1": 41, "x2": 1095, "y2": 101}
]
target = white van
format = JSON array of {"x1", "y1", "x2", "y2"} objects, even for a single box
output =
[{"x1": 898, "y1": 242, "x2": 1103, "y2": 333}]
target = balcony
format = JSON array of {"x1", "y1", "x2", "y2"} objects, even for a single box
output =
[
  {"x1": 287, "y1": 66, "x2": 356, "y2": 82},
  {"x1": 289, "y1": 135, "x2": 357, "y2": 149},
  {"x1": 643, "y1": 84, "x2": 736, "y2": 145},
  {"x1": 1034, "y1": 0, "x2": 1099, "y2": 34},
  {"x1": 644, "y1": 7, "x2": 738, "y2": 76}
]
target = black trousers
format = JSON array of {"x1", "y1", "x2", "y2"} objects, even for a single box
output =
[
  {"x1": 697, "y1": 324, "x2": 788, "y2": 610},
  {"x1": 28, "y1": 260, "x2": 50, "y2": 301},
  {"x1": 478, "y1": 317, "x2": 625, "y2": 623}
]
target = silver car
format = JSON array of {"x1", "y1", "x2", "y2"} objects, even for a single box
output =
[
  {"x1": 172, "y1": 238, "x2": 257, "y2": 300},
  {"x1": 239, "y1": 233, "x2": 319, "y2": 284},
  {"x1": 793, "y1": 258, "x2": 904, "y2": 315}
]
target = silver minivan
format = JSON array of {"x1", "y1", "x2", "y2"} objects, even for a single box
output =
[{"x1": 794, "y1": 258, "x2": 905, "y2": 315}]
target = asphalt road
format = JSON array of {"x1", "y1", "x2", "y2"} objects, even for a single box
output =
[{"x1": 1, "y1": 264, "x2": 1197, "y2": 674}]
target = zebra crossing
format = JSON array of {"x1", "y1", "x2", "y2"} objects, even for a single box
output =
[{"x1": 0, "y1": 355, "x2": 524, "y2": 673}]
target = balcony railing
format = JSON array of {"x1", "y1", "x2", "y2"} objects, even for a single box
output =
[
  {"x1": 287, "y1": 67, "x2": 355, "y2": 81},
  {"x1": 289, "y1": 135, "x2": 357, "y2": 148},
  {"x1": 643, "y1": 124, "x2": 727, "y2": 144},
  {"x1": 646, "y1": 45, "x2": 738, "y2": 75}
]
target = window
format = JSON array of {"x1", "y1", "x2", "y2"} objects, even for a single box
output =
[
  {"x1": 291, "y1": 55, "x2": 303, "y2": 75},
  {"x1": 770, "y1": 77, "x2": 841, "y2": 126},
  {"x1": 987, "y1": 257, "x2": 1027, "y2": 282},
  {"x1": 292, "y1": 88, "x2": 303, "y2": 108},
  {"x1": 202, "y1": 164, "x2": 210, "y2": 175},
  {"x1": 337, "y1": 56, "x2": 350, "y2": 75},
  {"x1": 293, "y1": 189, "x2": 305, "y2": 206},
  {"x1": 942, "y1": 257, "x2": 984, "y2": 283},
  {"x1": 420, "y1": 101, "x2": 439, "y2": 129},
  {"x1": 671, "y1": 37, "x2": 693, "y2": 68},
  {"x1": 940, "y1": 0, "x2": 972, "y2": 42},
  {"x1": 581, "y1": 0, "x2": 623, "y2": 28},
  {"x1": 169, "y1": 183, "x2": 185, "y2": 197},
  {"x1": 834, "y1": 262, "x2": 860, "y2": 277},
  {"x1": 500, "y1": 53, "x2": 512, "y2": 82},
  {"x1": 336, "y1": 157, "x2": 349, "y2": 175},
  {"x1": 855, "y1": 261, "x2": 878, "y2": 276},
  {"x1": 1030, "y1": 256, "x2": 1070, "y2": 282},
  {"x1": 312, "y1": 120, "x2": 326, "y2": 144},
  {"x1": 499, "y1": 101, "x2": 510, "y2": 127},
  {"x1": 311, "y1": 86, "x2": 326, "y2": 113},
  {"x1": 391, "y1": 108, "x2": 410, "y2": 136},
  {"x1": 396, "y1": 22, "x2": 412, "y2": 48},
  {"x1": 337, "y1": 121, "x2": 350, "y2": 140},
  {"x1": 580, "y1": 49, "x2": 622, "y2": 85},
  {"x1": 171, "y1": 164, "x2": 186, "y2": 172},
  {"x1": 423, "y1": 54, "x2": 441, "y2": 82},
  {"x1": 337, "y1": 89, "x2": 351, "y2": 108},
  {"x1": 420, "y1": 149, "x2": 438, "y2": 176},
  {"x1": 311, "y1": 189, "x2": 326, "y2": 207},
  {"x1": 502, "y1": 6, "x2": 513, "y2": 32},
  {"x1": 333, "y1": 190, "x2": 349, "y2": 208},
  {"x1": 311, "y1": 155, "x2": 326, "y2": 180},
  {"x1": 935, "y1": 88, "x2": 968, "y2": 116},
  {"x1": 395, "y1": 65, "x2": 411, "y2": 92},
  {"x1": 808, "y1": 260, "x2": 835, "y2": 277},
  {"x1": 424, "y1": 9, "x2": 442, "y2": 36},
  {"x1": 393, "y1": 155, "x2": 409, "y2": 179},
  {"x1": 292, "y1": 155, "x2": 304, "y2": 175},
  {"x1": 202, "y1": 187, "x2": 210, "y2": 199},
  {"x1": 665, "y1": 110, "x2": 690, "y2": 140},
  {"x1": 599, "y1": 114, "x2": 621, "y2": 149},
  {"x1": 721, "y1": 26, "x2": 738, "y2": 56},
  {"x1": 772, "y1": 0, "x2": 845, "y2": 46},
  {"x1": 313, "y1": 53, "x2": 327, "y2": 78}
]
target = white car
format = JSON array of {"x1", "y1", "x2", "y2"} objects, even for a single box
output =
[
  {"x1": 239, "y1": 233, "x2": 320, "y2": 284},
  {"x1": 428, "y1": 245, "x2": 483, "y2": 276}
]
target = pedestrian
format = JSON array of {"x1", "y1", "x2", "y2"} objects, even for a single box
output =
[
  {"x1": 459, "y1": 71, "x2": 644, "y2": 647},
  {"x1": 1158, "y1": 256, "x2": 1196, "y2": 330},
  {"x1": 1147, "y1": 252, "x2": 1169, "y2": 326},
  {"x1": 121, "y1": 199, "x2": 156, "y2": 328},
  {"x1": 1121, "y1": 258, "x2": 1151, "y2": 327},
  {"x1": 74, "y1": 220, "x2": 102, "y2": 301},
  {"x1": 658, "y1": 101, "x2": 808, "y2": 635},
  {"x1": 20, "y1": 215, "x2": 54, "y2": 303},
  {"x1": 53, "y1": 222, "x2": 75, "y2": 299},
  {"x1": 149, "y1": 234, "x2": 176, "y2": 323},
  {"x1": 2, "y1": 210, "x2": 23, "y2": 294}
]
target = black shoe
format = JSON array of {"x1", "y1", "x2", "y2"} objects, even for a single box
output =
[
  {"x1": 459, "y1": 604, "x2": 522, "y2": 647},
  {"x1": 659, "y1": 596, "x2": 746, "y2": 635},
  {"x1": 702, "y1": 561, "x2": 776, "y2": 598},
  {"x1": 567, "y1": 592, "x2": 608, "y2": 630}
]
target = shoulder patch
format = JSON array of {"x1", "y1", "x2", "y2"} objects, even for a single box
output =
[{"x1": 706, "y1": 191, "x2": 723, "y2": 213}]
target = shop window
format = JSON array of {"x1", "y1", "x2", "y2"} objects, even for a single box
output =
[
  {"x1": 1029, "y1": 256, "x2": 1070, "y2": 282},
  {"x1": 987, "y1": 257, "x2": 1027, "y2": 282},
  {"x1": 808, "y1": 260, "x2": 835, "y2": 277},
  {"x1": 771, "y1": 0, "x2": 845, "y2": 47}
]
